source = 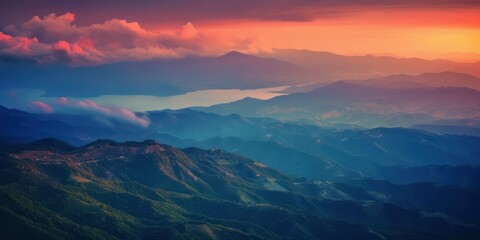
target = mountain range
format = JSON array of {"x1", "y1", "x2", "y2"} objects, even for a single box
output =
[
  {"x1": 354, "y1": 72, "x2": 480, "y2": 90},
  {"x1": 259, "y1": 49, "x2": 480, "y2": 80},
  {"x1": 2, "y1": 63, "x2": 480, "y2": 239},
  {"x1": 1, "y1": 139, "x2": 479, "y2": 239},
  {"x1": 3, "y1": 50, "x2": 480, "y2": 101},
  {"x1": 2, "y1": 105, "x2": 480, "y2": 182},
  {"x1": 1, "y1": 52, "x2": 304, "y2": 98},
  {"x1": 197, "y1": 76, "x2": 480, "y2": 128}
]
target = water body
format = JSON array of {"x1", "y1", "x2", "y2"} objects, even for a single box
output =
[
  {"x1": 87, "y1": 86, "x2": 288, "y2": 111},
  {"x1": 2, "y1": 86, "x2": 288, "y2": 112}
]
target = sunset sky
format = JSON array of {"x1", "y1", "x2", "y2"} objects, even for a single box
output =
[
  {"x1": 2, "y1": 0, "x2": 480, "y2": 117},
  {"x1": 1, "y1": 0, "x2": 480, "y2": 63}
]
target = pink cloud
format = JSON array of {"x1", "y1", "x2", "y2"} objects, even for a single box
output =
[
  {"x1": 57, "y1": 98, "x2": 150, "y2": 127},
  {"x1": 0, "y1": 32, "x2": 51, "y2": 60},
  {"x1": 51, "y1": 40, "x2": 104, "y2": 65},
  {"x1": 56, "y1": 97, "x2": 70, "y2": 104},
  {"x1": 18, "y1": 13, "x2": 77, "y2": 43},
  {"x1": 0, "y1": 12, "x2": 256, "y2": 65},
  {"x1": 29, "y1": 101, "x2": 54, "y2": 113}
]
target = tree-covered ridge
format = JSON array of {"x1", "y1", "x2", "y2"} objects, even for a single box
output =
[{"x1": 1, "y1": 139, "x2": 479, "y2": 239}]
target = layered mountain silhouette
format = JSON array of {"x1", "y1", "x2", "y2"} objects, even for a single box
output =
[
  {"x1": 1, "y1": 52, "x2": 305, "y2": 98},
  {"x1": 259, "y1": 49, "x2": 480, "y2": 80},
  {"x1": 352, "y1": 72, "x2": 480, "y2": 90},
  {"x1": 2, "y1": 57, "x2": 480, "y2": 239},
  {"x1": 198, "y1": 80, "x2": 480, "y2": 128},
  {"x1": 3, "y1": 50, "x2": 480, "y2": 99},
  {"x1": 2, "y1": 105, "x2": 480, "y2": 182}
]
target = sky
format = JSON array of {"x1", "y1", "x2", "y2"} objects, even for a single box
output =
[
  {"x1": 1, "y1": 0, "x2": 480, "y2": 127},
  {"x1": 1, "y1": 0, "x2": 480, "y2": 63}
]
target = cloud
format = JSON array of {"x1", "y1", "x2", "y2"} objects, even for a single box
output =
[
  {"x1": 55, "y1": 97, "x2": 69, "y2": 104},
  {"x1": 2, "y1": 0, "x2": 479, "y2": 27},
  {"x1": 29, "y1": 101, "x2": 54, "y2": 113},
  {"x1": 0, "y1": 32, "x2": 51, "y2": 61},
  {"x1": 0, "y1": 13, "x2": 256, "y2": 65},
  {"x1": 56, "y1": 97, "x2": 150, "y2": 127}
]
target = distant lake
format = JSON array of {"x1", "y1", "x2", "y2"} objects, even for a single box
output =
[
  {"x1": 88, "y1": 86, "x2": 288, "y2": 111},
  {"x1": 2, "y1": 86, "x2": 288, "y2": 112}
]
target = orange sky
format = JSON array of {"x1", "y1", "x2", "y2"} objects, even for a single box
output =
[
  {"x1": 2, "y1": 1, "x2": 480, "y2": 62},
  {"x1": 200, "y1": 9, "x2": 480, "y2": 62}
]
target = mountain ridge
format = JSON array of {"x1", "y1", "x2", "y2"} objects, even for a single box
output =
[
  {"x1": 258, "y1": 49, "x2": 480, "y2": 80},
  {"x1": 196, "y1": 80, "x2": 480, "y2": 128},
  {"x1": 2, "y1": 138, "x2": 480, "y2": 239}
]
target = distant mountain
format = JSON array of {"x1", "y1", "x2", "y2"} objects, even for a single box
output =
[
  {"x1": 0, "y1": 105, "x2": 90, "y2": 145},
  {"x1": 353, "y1": 72, "x2": 480, "y2": 90},
  {"x1": 0, "y1": 105, "x2": 154, "y2": 145},
  {"x1": 259, "y1": 49, "x2": 480, "y2": 80},
  {"x1": 3, "y1": 105, "x2": 480, "y2": 181},
  {"x1": 197, "y1": 82, "x2": 480, "y2": 128},
  {"x1": 195, "y1": 136, "x2": 360, "y2": 180},
  {"x1": 373, "y1": 165, "x2": 480, "y2": 193},
  {"x1": 275, "y1": 72, "x2": 480, "y2": 95},
  {"x1": 1, "y1": 139, "x2": 479, "y2": 239},
  {"x1": 1, "y1": 52, "x2": 306, "y2": 98},
  {"x1": 5, "y1": 50, "x2": 480, "y2": 100},
  {"x1": 191, "y1": 127, "x2": 480, "y2": 176},
  {"x1": 146, "y1": 109, "x2": 275, "y2": 141},
  {"x1": 0, "y1": 105, "x2": 278, "y2": 144},
  {"x1": 320, "y1": 128, "x2": 480, "y2": 166},
  {"x1": 410, "y1": 124, "x2": 480, "y2": 137}
]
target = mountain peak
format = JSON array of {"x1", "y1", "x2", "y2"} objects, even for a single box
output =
[
  {"x1": 16, "y1": 138, "x2": 76, "y2": 153},
  {"x1": 220, "y1": 51, "x2": 250, "y2": 58},
  {"x1": 83, "y1": 139, "x2": 118, "y2": 148},
  {"x1": 216, "y1": 51, "x2": 261, "y2": 62}
]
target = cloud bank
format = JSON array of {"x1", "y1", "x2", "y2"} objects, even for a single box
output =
[
  {"x1": 0, "y1": 13, "x2": 255, "y2": 65},
  {"x1": 56, "y1": 97, "x2": 150, "y2": 127},
  {"x1": 29, "y1": 101, "x2": 54, "y2": 113},
  {"x1": 29, "y1": 98, "x2": 150, "y2": 127}
]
